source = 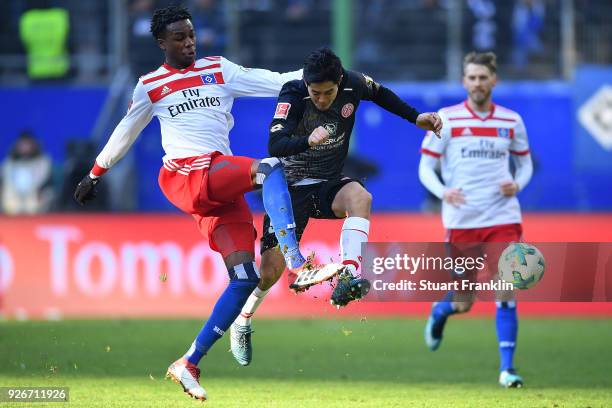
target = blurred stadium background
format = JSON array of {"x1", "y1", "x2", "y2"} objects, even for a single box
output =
[{"x1": 0, "y1": 1, "x2": 611, "y2": 406}]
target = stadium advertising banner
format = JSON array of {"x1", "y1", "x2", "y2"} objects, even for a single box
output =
[{"x1": 1, "y1": 214, "x2": 611, "y2": 319}]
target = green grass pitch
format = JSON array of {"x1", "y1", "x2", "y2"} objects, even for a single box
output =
[{"x1": 1, "y1": 318, "x2": 610, "y2": 407}]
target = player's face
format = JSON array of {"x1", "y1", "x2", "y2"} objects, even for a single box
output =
[
  {"x1": 307, "y1": 81, "x2": 339, "y2": 111},
  {"x1": 463, "y1": 63, "x2": 496, "y2": 107},
  {"x1": 158, "y1": 19, "x2": 196, "y2": 69}
]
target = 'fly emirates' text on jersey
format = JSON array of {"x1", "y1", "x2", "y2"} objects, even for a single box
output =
[
  {"x1": 421, "y1": 101, "x2": 530, "y2": 229},
  {"x1": 95, "y1": 56, "x2": 301, "y2": 169}
]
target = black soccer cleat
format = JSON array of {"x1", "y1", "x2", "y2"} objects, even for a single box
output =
[{"x1": 330, "y1": 272, "x2": 371, "y2": 308}]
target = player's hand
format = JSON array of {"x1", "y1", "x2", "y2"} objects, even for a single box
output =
[
  {"x1": 74, "y1": 174, "x2": 99, "y2": 205},
  {"x1": 443, "y1": 188, "x2": 465, "y2": 208},
  {"x1": 500, "y1": 181, "x2": 519, "y2": 197},
  {"x1": 308, "y1": 126, "x2": 330, "y2": 146},
  {"x1": 416, "y1": 112, "x2": 442, "y2": 138}
]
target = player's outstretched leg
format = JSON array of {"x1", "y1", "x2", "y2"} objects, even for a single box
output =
[
  {"x1": 424, "y1": 291, "x2": 457, "y2": 351},
  {"x1": 258, "y1": 158, "x2": 306, "y2": 269},
  {"x1": 257, "y1": 158, "x2": 345, "y2": 291},
  {"x1": 167, "y1": 261, "x2": 260, "y2": 400},
  {"x1": 496, "y1": 300, "x2": 523, "y2": 388}
]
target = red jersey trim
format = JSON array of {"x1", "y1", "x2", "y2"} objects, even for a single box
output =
[
  {"x1": 421, "y1": 148, "x2": 442, "y2": 158},
  {"x1": 143, "y1": 63, "x2": 221, "y2": 84},
  {"x1": 90, "y1": 162, "x2": 108, "y2": 178},
  {"x1": 510, "y1": 149, "x2": 530, "y2": 156},
  {"x1": 147, "y1": 72, "x2": 225, "y2": 103}
]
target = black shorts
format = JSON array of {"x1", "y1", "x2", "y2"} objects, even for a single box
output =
[{"x1": 261, "y1": 177, "x2": 361, "y2": 253}]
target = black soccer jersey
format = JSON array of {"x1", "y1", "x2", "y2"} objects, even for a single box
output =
[{"x1": 268, "y1": 69, "x2": 420, "y2": 184}]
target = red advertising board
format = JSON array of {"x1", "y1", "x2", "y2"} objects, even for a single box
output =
[{"x1": 1, "y1": 213, "x2": 611, "y2": 319}]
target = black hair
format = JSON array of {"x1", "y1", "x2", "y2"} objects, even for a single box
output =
[
  {"x1": 150, "y1": 5, "x2": 192, "y2": 39},
  {"x1": 303, "y1": 47, "x2": 343, "y2": 85}
]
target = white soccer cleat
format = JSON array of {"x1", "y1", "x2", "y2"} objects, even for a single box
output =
[
  {"x1": 166, "y1": 357, "x2": 207, "y2": 401},
  {"x1": 230, "y1": 322, "x2": 253, "y2": 366},
  {"x1": 499, "y1": 369, "x2": 524, "y2": 388},
  {"x1": 289, "y1": 263, "x2": 346, "y2": 292}
]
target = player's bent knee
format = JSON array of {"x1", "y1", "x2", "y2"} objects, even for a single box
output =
[
  {"x1": 355, "y1": 189, "x2": 373, "y2": 208},
  {"x1": 227, "y1": 261, "x2": 261, "y2": 289},
  {"x1": 255, "y1": 157, "x2": 282, "y2": 185}
]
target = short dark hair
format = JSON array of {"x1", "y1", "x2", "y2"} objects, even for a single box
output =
[
  {"x1": 463, "y1": 51, "x2": 497, "y2": 75},
  {"x1": 303, "y1": 47, "x2": 343, "y2": 85},
  {"x1": 150, "y1": 5, "x2": 192, "y2": 39}
]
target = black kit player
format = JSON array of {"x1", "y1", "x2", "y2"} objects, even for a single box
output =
[{"x1": 229, "y1": 47, "x2": 442, "y2": 366}]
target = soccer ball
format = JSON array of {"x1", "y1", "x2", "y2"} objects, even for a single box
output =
[{"x1": 497, "y1": 243, "x2": 545, "y2": 290}]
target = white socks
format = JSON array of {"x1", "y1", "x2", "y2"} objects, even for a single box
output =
[
  {"x1": 237, "y1": 287, "x2": 269, "y2": 325},
  {"x1": 341, "y1": 216, "x2": 370, "y2": 276}
]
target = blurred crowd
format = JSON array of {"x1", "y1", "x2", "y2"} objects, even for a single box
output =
[
  {"x1": 0, "y1": 132, "x2": 111, "y2": 215},
  {"x1": 1, "y1": 0, "x2": 609, "y2": 83}
]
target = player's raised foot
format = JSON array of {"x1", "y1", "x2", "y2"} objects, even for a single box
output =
[
  {"x1": 289, "y1": 262, "x2": 346, "y2": 292},
  {"x1": 499, "y1": 369, "x2": 524, "y2": 388},
  {"x1": 424, "y1": 303, "x2": 446, "y2": 351},
  {"x1": 330, "y1": 271, "x2": 371, "y2": 308},
  {"x1": 230, "y1": 322, "x2": 253, "y2": 366},
  {"x1": 166, "y1": 357, "x2": 207, "y2": 401}
]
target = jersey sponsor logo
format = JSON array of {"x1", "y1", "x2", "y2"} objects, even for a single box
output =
[
  {"x1": 167, "y1": 96, "x2": 221, "y2": 117},
  {"x1": 460, "y1": 147, "x2": 507, "y2": 159},
  {"x1": 341, "y1": 103, "x2": 354, "y2": 118},
  {"x1": 270, "y1": 123, "x2": 284, "y2": 133},
  {"x1": 166, "y1": 89, "x2": 221, "y2": 117},
  {"x1": 274, "y1": 102, "x2": 291, "y2": 119},
  {"x1": 313, "y1": 132, "x2": 345, "y2": 149}
]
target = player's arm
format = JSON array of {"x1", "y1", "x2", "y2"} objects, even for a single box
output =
[
  {"x1": 419, "y1": 151, "x2": 445, "y2": 199},
  {"x1": 73, "y1": 81, "x2": 153, "y2": 205},
  {"x1": 419, "y1": 116, "x2": 464, "y2": 206},
  {"x1": 267, "y1": 82, "x2": 311, "y2": 157},
  {"x1": 358, "y1": 72, "x2": 442, "y2": 137},
  {"x1": 222, "y1": 57, "x2": 302, "y2": 97},
  {"x1": 502, "y1": 117, "x2": 533, "y2": 196}
]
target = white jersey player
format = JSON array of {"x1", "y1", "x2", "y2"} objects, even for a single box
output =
[
  {"x1": 72, "y1": 5, "x2": 343, "y2": 401},
  {"x1": 419, "y1": 52, "x2": 533, "y2": 389}
]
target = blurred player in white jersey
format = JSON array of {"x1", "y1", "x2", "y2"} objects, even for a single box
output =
[
  {"x1": 419, "y1": 52, "x2": 533, "y2": 388},
  {"x1": 72, "y1": 5, "x2": 342, "y2": 401}
]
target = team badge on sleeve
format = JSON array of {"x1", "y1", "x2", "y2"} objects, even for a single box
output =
[
  {"x1": 341, "y1": 103, "x2": 354, "y2": 118},
  {"x1": 274, "y1": 103, "x2": 291, "y2": 119}
]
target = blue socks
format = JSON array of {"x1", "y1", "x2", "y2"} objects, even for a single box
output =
[
  {"x1": 258, "y1": 158, "x2": 305, "y2": 269},
  {"x1": 184, "y1": 262, "x2": 260, "y2": 365},
  {"x1": 431, "y1": 291, "x2": 456, "y2": 337},
  {"x1": 496, "y1": 301, "x2": 518, "y2": 372}
]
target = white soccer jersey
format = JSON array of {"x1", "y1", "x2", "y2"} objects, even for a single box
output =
[
  {"x1": 421, "y1": 101, "x2": 530, "y2": 229},
  {"x1": 95, "y1": 56, "x2": 302, "y2": 169}
]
